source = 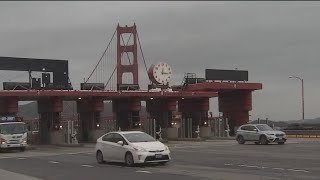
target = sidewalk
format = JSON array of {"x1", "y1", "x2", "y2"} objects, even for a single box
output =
[{"x1": 0, "y1": 169, "x2": 40, "y2": 180}]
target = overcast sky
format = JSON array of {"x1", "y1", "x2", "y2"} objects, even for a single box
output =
[{"x1": 0, "y1": 2, "x2": 319, "y2": 121}]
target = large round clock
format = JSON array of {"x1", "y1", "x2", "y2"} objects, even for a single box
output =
[{"x1": 148, "y1": 62, "x2": 172, "y2": 84}]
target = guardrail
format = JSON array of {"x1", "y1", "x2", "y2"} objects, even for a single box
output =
[{"x1": 284, "y1": 130, "x2": 320, "y2": 138}]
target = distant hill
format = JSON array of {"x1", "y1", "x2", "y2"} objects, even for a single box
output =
[
  {"x1": 17, "y1": 101, "x2": 147, "y2": 120},
  {"x1": 249, "y1": 118, "x2": 320, "y2": 129}
]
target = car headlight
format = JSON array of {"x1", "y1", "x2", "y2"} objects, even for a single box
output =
[
  {"x1": 21, "y1": 137, "x2": 27, "y2": 143},
  {"x1": 164, "y1": 146, "x2": 169, "y2": 150},
  {"x1": 267, "y1": 133, "x2": 275, "y2": 136},
  {"x1": 133, "y1": 146, "x2": 147, "y2": 152}
]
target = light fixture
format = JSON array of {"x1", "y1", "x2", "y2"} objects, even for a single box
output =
[
  {"x1": 150, "y1": 97, "x2": 153, "y2": 100},
  {"x1": 78, "y1": 97, "x2": 82, "y2": 100}
]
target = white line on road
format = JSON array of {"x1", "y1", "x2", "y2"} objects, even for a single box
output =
[
  {"x1": 272, "y1": 168, "x2": 285, "y2": 170},
  {"x1": 65, "y1": 151, "x2": 93, "y2": 155},
  {"x1": 287, "y1": 169, "x2": 309, "y2": 173},
  {"x1": 224, "y1": 163, "x2": 233, "y2": 166},
  {"x1": 49, "y1": 161, "x2": 60, "y2": 164},
  {"x1": 228, "y1": 163, "x2": 309, "y2": 173},
  {"x1": 0, "y1": 157, "x2": 10, "y2": 159},
  {"x1": 17, "y1": 158, "x2": 26, "y2": 160},
  {"x1": 246, "y1": 165, "x2": 260, "y2": 168},
  {"x1": 81, "y1": 164, "x2": 94, "y2": 168},
  {"x1": 136, "y1": 170, "x2": 152, "y2": 174}
]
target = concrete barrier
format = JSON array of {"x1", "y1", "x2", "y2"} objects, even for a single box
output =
[
  {"x1": 166, "y1": 127, "x2": 178, "y2": 139},
  {"x1": 89, "y1": 130, "x2": 106, "y2": 142},
  {"x1": 49, "y1": 131, "x2": 65, "y2": 144},
  {"x1": 200, "y1": 126, "x2": 211, "y2": 138}
]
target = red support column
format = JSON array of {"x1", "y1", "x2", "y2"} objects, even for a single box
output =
[
  {"x1": 146, "y1": 98, "x2": 177, "y2": 128},
  {"x1": 178, "y1": 98, "x2": 210, "y2": 138},
  {"x1": 112, "y1": 98, "x2": 141, "y2": 131},
  {"x1": 77, "y1": 97, "x2": 104, "y2": 142},
  {"x1": 38, "y1": 97, "x2": 63, "y2": 144},
  {"x1": 0, "y1": 98, "x2": 18, "y2": 115},
  {"x1": 218, "y1": 90, "x2": 252, "y2": 135}
]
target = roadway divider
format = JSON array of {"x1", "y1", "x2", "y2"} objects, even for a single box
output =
[
  {"x1": 284, "y1": 130, "x2": 320, "y2": 138},
  {"x1": 286, "y1": 134, "x2": 320, "y2": 138}
]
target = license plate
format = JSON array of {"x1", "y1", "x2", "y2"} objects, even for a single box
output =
[{"x1": 155, "y1": 154, "x2": 162, "y2": 159}]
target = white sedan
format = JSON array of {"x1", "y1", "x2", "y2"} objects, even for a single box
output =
[{"x1": 95, "y1": 131, "x2": 171, "y2": 166}]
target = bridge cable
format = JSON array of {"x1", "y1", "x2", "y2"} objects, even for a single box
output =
[
  {"x1": 85, "y1": 28, "x2": 117, "y2": 83},
  {"x1": 137, "y1": 31, "x2": 151, "y2": 83}
]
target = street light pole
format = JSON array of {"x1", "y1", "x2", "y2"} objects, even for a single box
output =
[{"x1": 289, "y1": 76, "x2": 304, "y2": 120}]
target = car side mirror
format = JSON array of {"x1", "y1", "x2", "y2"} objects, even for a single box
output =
[
  {"x1": 117, "y1": 141, "x2": 124, "y2": 146},
  {"x1": 253, "y1": 129, "x2": 258, "y2": 132}
]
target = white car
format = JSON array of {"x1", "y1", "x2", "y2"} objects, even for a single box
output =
[{"x1": 95, "y1": 131, "x2": 171, "y2": 166}]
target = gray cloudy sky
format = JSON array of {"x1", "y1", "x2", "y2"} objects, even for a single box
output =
[{"x1": 0, "y1": 1, "x2": 319, "y2": 121}]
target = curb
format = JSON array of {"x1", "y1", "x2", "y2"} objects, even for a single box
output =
[
  {"x1": 166, "y1": 138, "x2": 206, "y2": 142},
  {"x1": 26, "y1": 145, "x2": 36, "y2": 150},
  {"x1": 52, "y1": 143, "x2": 84, "y2": 147}
]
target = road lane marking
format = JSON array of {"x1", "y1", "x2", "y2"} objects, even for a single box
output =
[
  {"x1": 49, "y1": 161, "x2": 60, "y2": 164},
  {"x1": 81, "y1": 164, "x2": 94, "y2": 168},
  {"x1": 0, "y1": 157, "x2": 10, "y2": 159},
  {"x1": 272, "y1": 168, "x2": 285, "y2": 170},
  {"x1": 226, "y1": 163, "x2": 309, "y2": 173},
  {"x1": 136, "y1": 170, "x2": 152, "y2": 174},
  {"x1": 287, "y1": 169, "x2": 309, "y2": 173},
  {"x1": 17, "y1": 158, "x2": 26, "y2": 160},
  {"x1": 246, "y1": 165, "x2": 259, "y2": 168}
]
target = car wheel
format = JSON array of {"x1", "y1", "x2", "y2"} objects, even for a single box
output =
[
  {"x1": 125, "y1": 152, "x2": 134, "y2": 167},
  {"x1": 277, "y1": 142, "x2": 285, "y2": 145},
  {"x1": 96, "y1": 150, "x2": 105, "y2": 164},
  {"x1": 237, "y1": 136, "x2": 245, "y2": 144},
  {"x1": 254, "y1": 142, "x2": 260, "y2": 145},
  {"x1": 20, "y1": 147, "x2": 26, "y2": 152},
  {"x1": 260, "y1": 136, "x2": 269, "y2": 145}
]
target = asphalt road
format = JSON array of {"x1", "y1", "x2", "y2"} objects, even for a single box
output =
[{"x1": 0, "y1": 139, "x2": 319, "y2": 180}]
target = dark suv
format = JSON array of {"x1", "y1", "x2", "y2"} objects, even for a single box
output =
[{"x1": 236, "y1": 124, "x2": 287, "y2": 145}]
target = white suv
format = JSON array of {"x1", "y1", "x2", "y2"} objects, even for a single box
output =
[{"x1": 236, "y1": 124, "x2": 287, "y2": 145}]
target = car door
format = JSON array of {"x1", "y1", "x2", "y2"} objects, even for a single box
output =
[
  {"x1": 247, "y1": 125, "x2": 259, "y2": 141},
  {"x1": 101, "y1": 133, "x2": 115, "y2": 161},
  {"x1": 239, "y1": 125, "x2": 250, "y2": 140},
  {"x1": 112, "y1": 133, "x2": 128, "y2": 162}
]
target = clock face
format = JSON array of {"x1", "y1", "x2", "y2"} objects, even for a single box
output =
[{"x1": 151, "y1": 62, "x2": 172, "y2": 84}]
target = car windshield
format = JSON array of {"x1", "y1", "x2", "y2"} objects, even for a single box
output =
[
  {"x1": 123, "y1": 132, "x2": 156, "y2": 143},
  {"x1": 256, "y1": 124, "x2": 274, "y2": 131},
  {"x1": 0, "y1": 123, "x2": 27, "y2": 134}
]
